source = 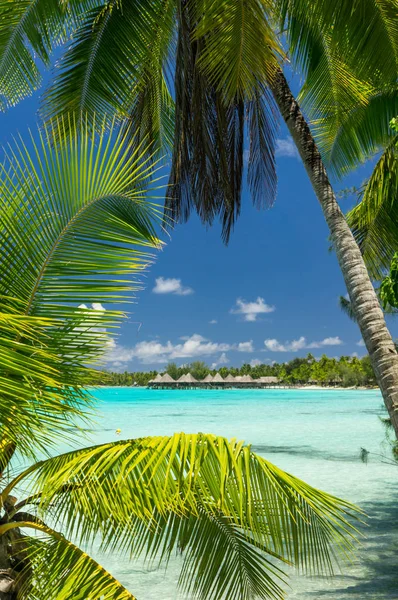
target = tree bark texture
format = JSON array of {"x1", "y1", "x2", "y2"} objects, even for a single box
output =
[{"x1": 270, "y1": 68, "x2": 398, "y2": 438}]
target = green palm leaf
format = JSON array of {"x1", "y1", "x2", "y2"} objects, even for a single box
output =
[
  {"x1": 346, "y1": 133, "x2": 398, "y2": 278},
  {"x1": 10, "y1": 434, "x2": 360, "y2": 578},
  {"x1": 276, "y1": 0, "x2": 398, "y2": 150},
  {"x1": 0, "y1": 521, "x2": 135, "y2": 600},
  {"x1": 41, "y1": 0, "x2": 175, "y2": 136},
  {"x1": 318, "y1": 86, "x2": 398, "y2": 173},
  {"x1": 0, "y1": 116, "x2": 163, "y2": 454},
  {"x1": 0, "y1": 0, "x2": 100, "y2": 109}
]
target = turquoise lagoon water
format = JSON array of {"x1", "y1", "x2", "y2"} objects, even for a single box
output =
[{"x1": 81, "y1": 388, "x2": 398, "y2": 599}]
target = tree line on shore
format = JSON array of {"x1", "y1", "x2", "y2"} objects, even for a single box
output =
[{"x1": 98, "y1": 353, "x2": 376, "y2": 388}]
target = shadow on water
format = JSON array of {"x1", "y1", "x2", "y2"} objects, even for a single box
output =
[
  {"x1": 252, "y1": 443, "x2": 357, "y2": 462},
  {"x1": 304, "y1": 492, "x2": 398, "y2": 599}
]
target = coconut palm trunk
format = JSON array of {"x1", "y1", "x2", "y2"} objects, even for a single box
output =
[{"x1": 270, "y1": 68, "x2": 398, "y2": 437}]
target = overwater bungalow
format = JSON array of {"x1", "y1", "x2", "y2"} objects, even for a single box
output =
[
  {"x1": 148, "y1": 373, "x2": 287, "y2": 389},
  {"x1": 256, "y1": 376, "x2": 280, "y2": 387},
  {"x1": 212, "y1": 373, "x2": 225, "y2": 386},
  {"x1": 224, "y1": 374, "x2": 236, "y2": 385},
  {"x1": 202, "y1": 374, "x2": 214, "y2": 383}
]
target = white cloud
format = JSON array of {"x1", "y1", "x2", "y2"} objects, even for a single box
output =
[
  {"x1": 211, "y1": 353, "x2": 229, "y2": 369},
  {"x1": 238, "y1": 340, "x2": 254, "y2": 352},
  {"x1": 250, "y1": 358, "x2": 261, "y2": 367},
  {"x1": 307, "y1": 336, "x2": 343, "y2": 348},
  {"x1": 153, "y1": 277, "x2": 193, "y2": 296},
  {"x1": 275, "y1": 137, "x2": 299, "y2": 159},
  {"x1": 264, "y1": 336, "x2": 343, "y2": 352},
  {"x1": 357, "y1": 338, "x2": 365, "y2": 347},
  {"x1": 231, "y1": 297, "x2": 275, "y2": 322},
  {"x1": 209, "y1": 319, "x2": 218, "y2": 325},
  {"x1": 105, "y1": 333, "x2": 259, "y2": 367}
]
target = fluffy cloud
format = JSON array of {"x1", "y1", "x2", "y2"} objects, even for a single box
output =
[
  {"x1": 209, "y1": 319, "x2": 218, "y2": 324},
  {"x1": 211, "y1": 353, "x2": 229, "y2": 369},
  {"x1": 152, "y1": 277, "x2": 193, "y2": 296},
  {"x1": 250, "y1": 358, "x2": 261, "y2": 367},
  {"x1": 275, "y1": 137, "x2": 299, "y2": 159},
  {"x1": 231, "y1": 297, "x2": 275, "y2": 322},
  {"x1": 357, "y1": 339, "x2": 365, "y2": 347},
  {"x1": 238, "y1": 340, "x2": 254, "y2": 352},
  {"x1": 264, "y1": 336, "x2": 343, "y2": 352},
  {"x1": 105, "y1": 334, "x2": 257, "y2": 366}
]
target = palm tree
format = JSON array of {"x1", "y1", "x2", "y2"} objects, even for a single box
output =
[
  {"x1": 0, "y1": 119, "x2": 362, "y2": 598},
  {"x1": 1, "y1": 0, "x2": 396, "y2": 436}
]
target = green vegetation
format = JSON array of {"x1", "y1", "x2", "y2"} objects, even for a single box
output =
[
  {"x1": 0, "y1": 122, "x2": 362, "y2": 599},
  {"x1": 101, "y1": 354, "x2": 376, "y2": 388},
  {"x1": 1, "y1": 0, "x2": 398, "y2": 437}
]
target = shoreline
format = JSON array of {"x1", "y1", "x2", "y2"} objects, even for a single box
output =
[{"x1": 93, "y1": 384, "x2": 378, "y2": 391}]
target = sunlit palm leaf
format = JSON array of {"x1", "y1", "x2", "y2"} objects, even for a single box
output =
[
  {"x1": 346, "y1": 134, "x2": 398, "y2": 278},
  {"x1": 41, "y1": 0, "x2": 174, "y2": 136},
  {"x1": 276, "y1": 0, "x2": 398, "y2": 154},
  {"x1": 128, "y1": 507, "x2": 288, "y2": 600},
  {"x1": 1, "y1": 521, "x2": 135, "y2": 600},
  {"x1": 318, "y1": 86, "x2": 398, "y2": 173},
  {"x1": 0, "y1": 0, "x2": 100, "y2": 109},
  {"x1": 12, "y1": 433, "x2": 361, "y2": 577},
  {"x1": 0, "y1": 116, "x2": 163, "y2": 454}
]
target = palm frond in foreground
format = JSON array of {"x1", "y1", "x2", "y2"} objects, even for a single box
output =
[
  {"x1": 0, "y1": 434, "x2": 362, "y2": 599},
  {"x1": 0, "y1": 115, "x2": 163, "y2": 457}
]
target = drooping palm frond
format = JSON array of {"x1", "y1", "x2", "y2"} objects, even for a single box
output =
[
  {"x1": 128, "y1": 508, "x2": 288, "y2": 600},
  {"x1": 318, "y1": 86, "x2": 398, "y2": 173},
  {"x1": 275, "y1": 0, "x2": 398, "y2": 153},
  {"x1": 167, "y1": 0, "x2": 279, "y2": 241},
  {"x1": 277, "y1": 0, "x2": 398, "y2": 79},
  {"x1": 0, "y1": 307, "x2": 94, "y2": 456},
  {"x1": 41, "y1": 0, "x2": 175, "y2": 136},
  {"x1": 346, "y1": 133, "x2": 398, "y2": 279},
  {"x1": 192, "y1": 0, "x2": 280, "y2": 102},
  {"x1": 0, "y1": 521, "x2": 135, "y2": 600},
  {"x1": 0, "y1": 116, "x2": 163, "y2": 454},
  {"x1": 10, "y1": 434, "x2": 361, "y2": 579},
  {"x1": 0, "y1": 0, "x2": 101, "y2": 109}
]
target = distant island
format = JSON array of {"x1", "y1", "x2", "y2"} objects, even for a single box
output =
[{"x1": 95, "y1": 353, "x2": 377, "y2": 388}]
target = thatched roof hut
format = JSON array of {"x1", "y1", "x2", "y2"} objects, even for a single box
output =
[
  {"x1": 241, "y1": 374, "x2": 254, "y2": 383},
  {"x1": 212, "y1": 373, "x2": 224, "y2": 383},
  {"x1": 184, "y1": 373, "x2": 198, "y2": 383},
  {"x1": 224, "y1": 374, "x2": 236, "y2": 383},
  {"x1": 202, "y1": 374, "x2": 214, "y2": 383},
  {"x1": 160, "y1": 373, "x2": 176, "y2": 383},
  {"x1": 152, "y1": 373, "x2": 163, "y2": 383},
  {"x1": 177, "y1": 374, "x2": 188, "y2": 382},
  {"x1": 234, "y1": 376, "x2": 243, "y2": 382}
]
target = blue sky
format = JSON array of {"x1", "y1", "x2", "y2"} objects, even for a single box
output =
[{"x1": 2, "y1": 74, "x2": 396, "y2": 372}]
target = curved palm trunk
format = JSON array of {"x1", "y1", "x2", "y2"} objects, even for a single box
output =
[{"x1": 270, "y1": 68, "x2": 398, "y2": 438}]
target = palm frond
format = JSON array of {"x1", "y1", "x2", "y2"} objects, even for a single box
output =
[
  {"x1": 0, "y1": 116, "x2": 163, "y2": 454},
  {"x1": 193, "y1": 0, "x2": 280, "y2": 102},
  {"x1": 167, "y1": 0, "x2": 279, "y2": 241},
  {"x1": 14, "y1": 434, "x2": 361, "y2": 576},
  {"x1": 128, "y1": 507, "x2": 288, "y2": 600},
  {"x1": 0, "y1": 0, "x2": 101, "y2": 109},
  {"x1": 346, "y1": 133, "x2": 398, "y2": 279},
  {"x1": 276, "y1": 0, "x2": 398, "y2": 146},
  {"x1": 41, "y1": 0, "x2": 174, "y2": 135},
  {"x1": 319, "y1": 86, "x2": 398, "y2": 173},
  {"x1": 1, "y1": 521, "x2": 135, "y2": 600}
]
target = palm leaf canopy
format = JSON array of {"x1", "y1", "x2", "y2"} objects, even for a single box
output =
[
  {"x1": 0, "y1": 116, "x2": 163, "y2": 456},
  {"x1": 1, "y1": 433, "x2": 362, "y2": 599},
  {"x1": 345, "y1": 119, "x2": 398, "y2": 279},
  {"x1": 1, "y1": 0, "x2": 397, "y2": 239}
]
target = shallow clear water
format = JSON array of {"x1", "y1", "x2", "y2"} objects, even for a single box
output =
[{"x1": 78, "y1": 388, "x2": 398, "y2": 599}]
